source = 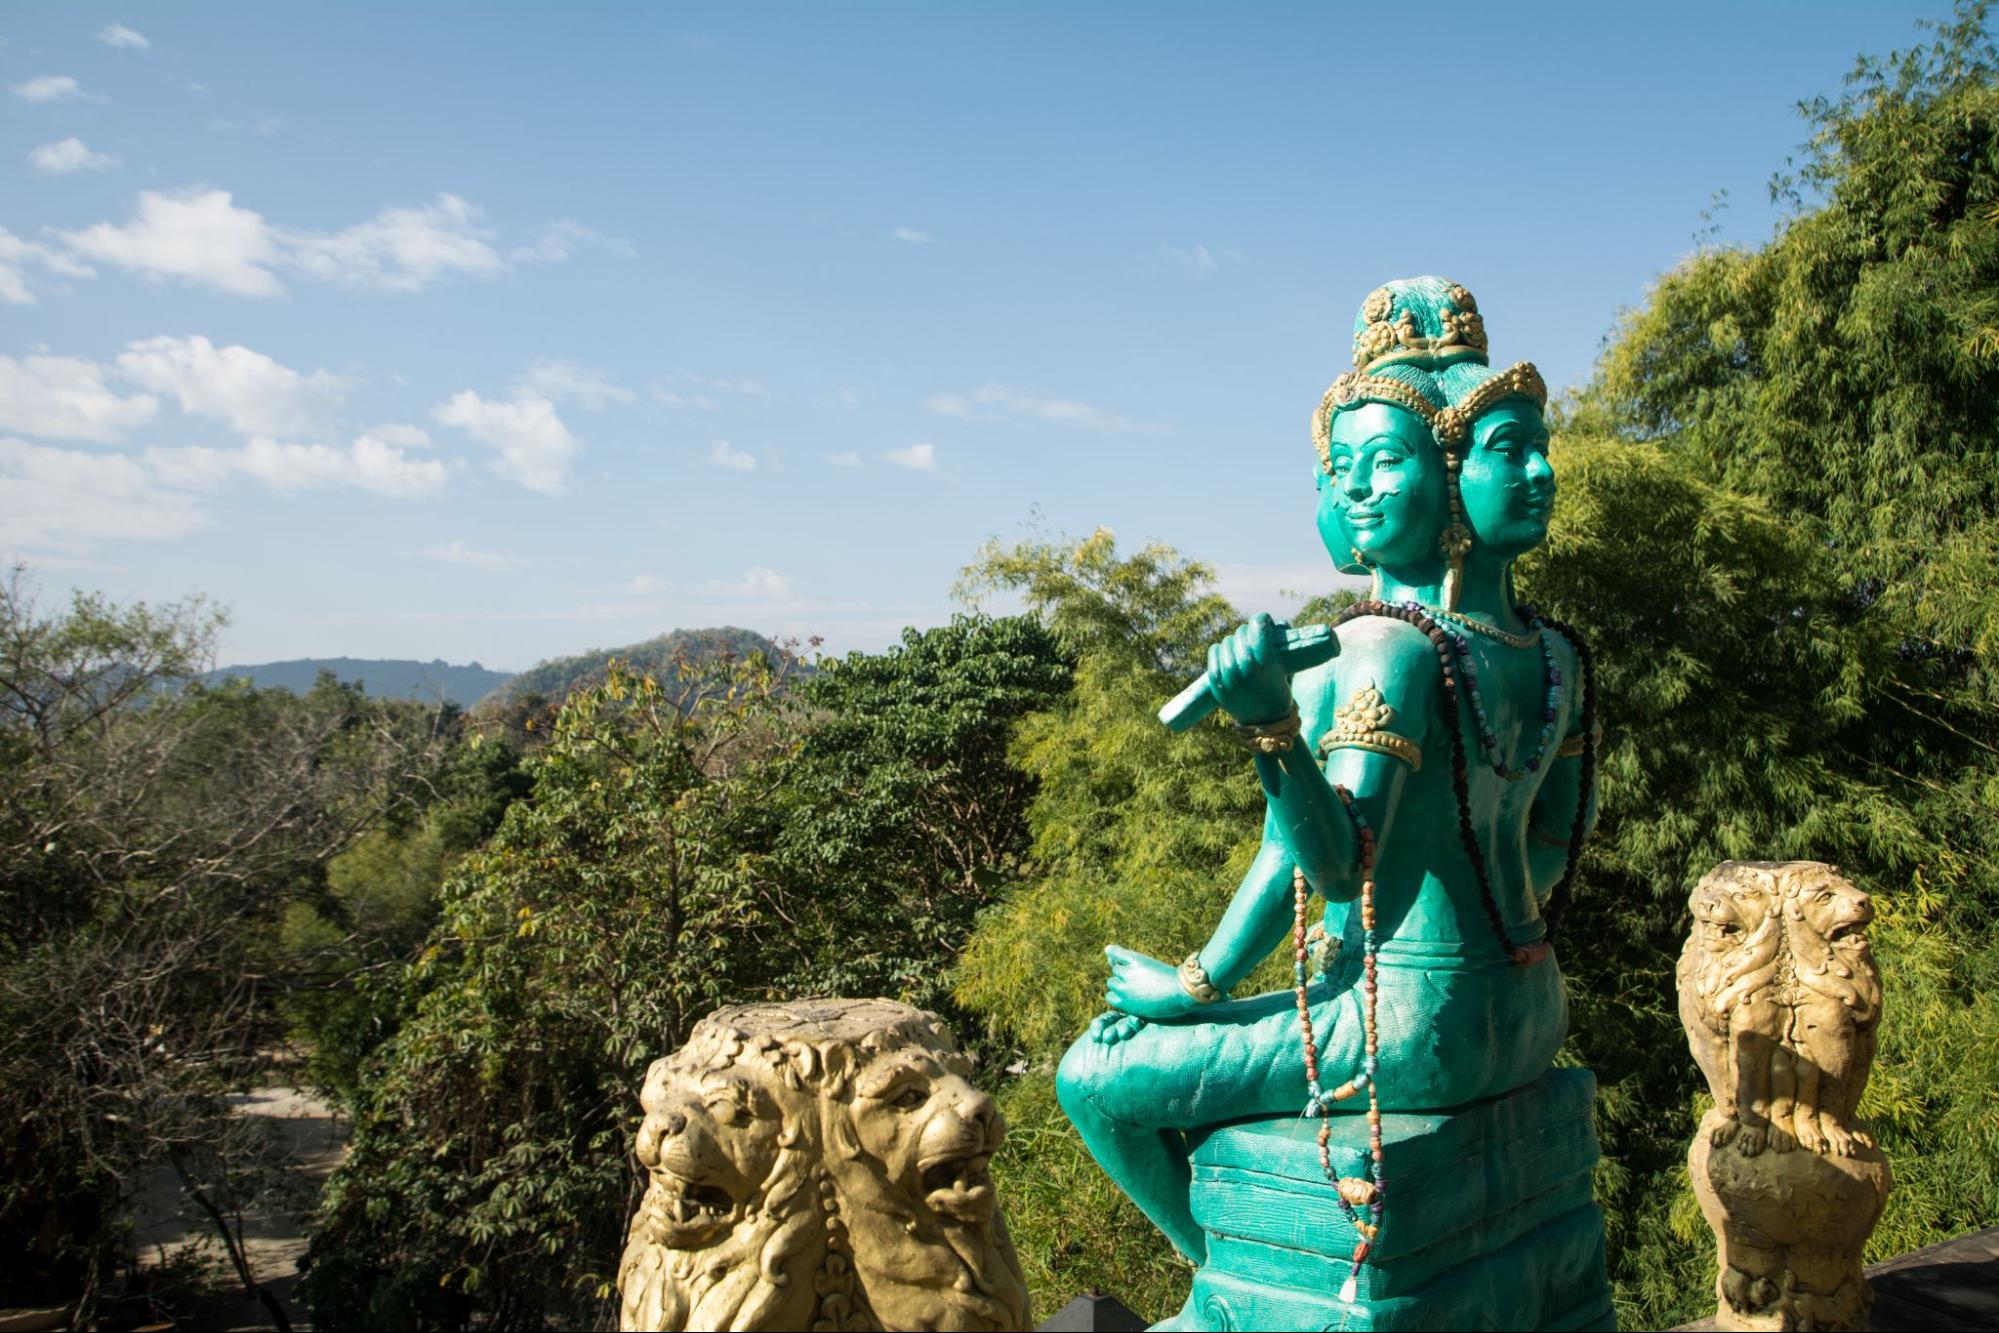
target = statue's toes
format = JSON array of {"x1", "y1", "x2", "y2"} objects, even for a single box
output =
[{"x1": 1711, "y1": 1119, "x2": 1739, "y2": 1146}]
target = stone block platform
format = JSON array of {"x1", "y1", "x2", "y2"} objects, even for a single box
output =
[{"x1": 1167, "y1": 1068, "x2": 1614, "y2": 1331}]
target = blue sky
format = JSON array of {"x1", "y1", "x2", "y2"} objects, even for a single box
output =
[{"x1": 1, "y1": 3, "x2": 1940, "y2": 670}]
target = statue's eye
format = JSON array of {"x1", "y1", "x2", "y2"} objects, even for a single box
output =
[{"x1": 891, "y1": 1085, "x2": 927, "y2": 1111}]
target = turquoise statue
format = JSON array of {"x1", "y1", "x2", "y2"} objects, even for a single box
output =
[{"x1": 1057, "y1": 278, "x2": 1615, "y2": 1330}]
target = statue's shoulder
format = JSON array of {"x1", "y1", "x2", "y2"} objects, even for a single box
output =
[{"x1": 1294, "y1": 613, "x2": 1438, "y2": 733}]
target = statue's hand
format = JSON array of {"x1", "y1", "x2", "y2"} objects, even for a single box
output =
[
  {"x1": 1207, "y1": 613, "x2": 1294, "y2": 726},
  {"x1": 1103, "y1": 945, "x2": 1199, "y2": 1020}
]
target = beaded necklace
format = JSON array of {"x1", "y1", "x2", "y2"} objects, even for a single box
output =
[
  {"x1": 1289, "y1": 600, "x2": 1597, "y2": 1303},
  {"x1": 1294, "y1": 796, "x2": 1382, "y2": 1304},
  {"x1": 1437, "y1": 607, "x2": 1541, "y2": 650},
  {"x1": 1441, "y1": 615, "x2": 1562, "y2": 781}
]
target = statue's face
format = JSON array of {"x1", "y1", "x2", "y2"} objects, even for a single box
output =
[
  {"x1": 1317, "y1": 402, "x2": 1446, "y2": 572},
  {"x1": 1457, "y1": 399, "x2": 1554, "y2": 558}
]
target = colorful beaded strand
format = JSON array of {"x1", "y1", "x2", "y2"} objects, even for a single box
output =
[
  {"x1": 1292, "y1": 786, "x2": 1384, "y2": 1304},
  {"x1": 1528, "y1": 614, "x2": 1597, "y2": 948}
]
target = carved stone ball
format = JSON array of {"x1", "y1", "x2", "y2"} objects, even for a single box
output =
[{"x1": 617, "y1": 998, "x2": 1031, "y2": 1332}]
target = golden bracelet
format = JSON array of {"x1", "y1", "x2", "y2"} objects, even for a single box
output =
[{"x1": 1235, "y1": 704, "x2": 1303, "y2": 755}]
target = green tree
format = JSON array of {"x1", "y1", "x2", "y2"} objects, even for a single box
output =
[
  {"x1": 0, "y1": 572, "x2": 450, "y2": 1324},
  {"x1": 776, "y1": 614, "x2": 1072, "y2": 1016},
  {"x1": 300, "y1": 655, "x2": 799, "y2": 1331},
  {"x1": 953, "y1": 530, "x2": 1310, "y2": 1319}
]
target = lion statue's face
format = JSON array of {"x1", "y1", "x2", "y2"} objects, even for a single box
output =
[
  {"x1": 850, "y1": 1045, "x2": 1004, "y2": 1224},
  {"x1": 633, "y1": 1062, "x2": 782, "y2": 1248},
  {"x1": 1684, "y1": 864, "x2": 1785, "y2": 1020},
  {"x1": 618, "y1": 1000, "x2": 1029, "y2": 1333},
  {"x1": 1792, "y1": 871, "x2": 1873, "y2": 952}
]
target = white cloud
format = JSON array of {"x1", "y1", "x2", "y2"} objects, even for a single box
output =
[
  {"x1": 515, "y1": 359, "x2": 634, "y2": 410},
  {"x1": 116, "y1": 335, "x2": 349, "y2": 437},
  {"x1": 30, "y1": 138, "x2": 120, "y2": 175},
  {"x1": 883, "y1": 442, "x2": 936, "y2": 470},
  {"x1": 893, "y1": 227, "x2": 933, "y2": 245},
  {"x1": 511, "y1": 220, "x2": 634, "y2": 263},
  {"x1": 698, "y1": 567, "x2": 792, "y2": 599},
  {"x1": 923, "y1": 382, "x2": 1164, "y2": 434},
  {"x1": 657, "y1": 372, "x2": 767, "y2": 399},
  {"x1": 1158, "y1": 242, "x2": 1242, "y2": 274},
  {"x1": 53, "y1": 188, "x2": 578, "y2": 298},
  {"x1": 98, "y1": 24, "x2": 152, "y2": 50},
  {"x1": 284, "y1": 193, "x2": 504, "y2": 291},
  {"x1": 0, "y1": 228, "x2": 87, "y2": 305},
  {"x1": 0, "y1": 354, "x2": 158, "y2": 442},
  {"x1": 650, "y1": 388, "x2": 719, "y2": 410},
  {"x1": 0, "y1": 438, "x2": 205, "y2": 556},
  {"x1": 705, "y1": 439, "x2": 756, "y2": 471},
  {"x1": 145, "y1": 432, "x2": 445, "y2": 498},
  {"x1": 824, "y1": 450, "x2": 861, "y2": 467},
  {"x1": 630, "y1": 573, "x2": 663, "y2": 593},
  {"x1": 432, "y1": 390, "x2": 578, "y2": 494},
  {"x1": 421, "y1": 539, "x2": 524, "y2": 569},
  {"x1": 12, "y1": 76, "x2": 96, "y2": 104},
  {"x1": 59, "y1": 188, "x2": 286, "y2": 297}
]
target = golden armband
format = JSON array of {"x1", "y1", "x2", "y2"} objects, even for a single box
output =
[
  {"x1": 1317, "y1": 682, "x2": 1421, "y2": 771},
  {"x1": 1555, "y1": 721, "x2": 1603, "y2": 760}
]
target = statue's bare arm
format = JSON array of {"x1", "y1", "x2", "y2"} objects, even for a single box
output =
[
  {"x1": 1527, "y1": 631, "x2": 1591, "y2": 903},
  {"x1": 1098, "y1": 622, "x2": 1422, "y2": 1031}
]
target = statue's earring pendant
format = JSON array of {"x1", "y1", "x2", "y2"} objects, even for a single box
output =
[
  {"x1": 1351, "y1": 546, "x2": 1383, "y2": 600},
  {"x1": 1440, "y1": 455, "x2": 1472, "y2": 612},
  {"x1": 1438, "y1": 524, "x2": 1471, "y2": 612}
]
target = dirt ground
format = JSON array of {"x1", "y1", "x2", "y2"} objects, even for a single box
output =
[{"x1": 130, "y1": 1085, "x2": 350, "y2": 1332}]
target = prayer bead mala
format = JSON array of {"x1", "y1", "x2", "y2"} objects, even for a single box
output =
[
  {"x1": 1288, "y1": 602, "x2": 1597, "y2": 1303},
  {"x1": 1294, "y1": 788, "x2": 1382, "y2": 1304}
]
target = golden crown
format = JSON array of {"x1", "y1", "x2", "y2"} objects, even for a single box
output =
[
  {"x1": 1311, "y1": 360, "x2": 1547, "y2": 469},
  {"x1": 1351, "y1": 281, "x2": 1488, "y2": 373}
]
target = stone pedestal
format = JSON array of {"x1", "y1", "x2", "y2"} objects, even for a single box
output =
[{"x1": 1166, "y1": 1068, "x2": 1613, "y2": 1332}]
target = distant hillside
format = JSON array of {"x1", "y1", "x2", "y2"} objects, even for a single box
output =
[
  {"x1": 486, "y1": 627, "x2": 796, "y2": 705},
  {"x1": 208, "y1": 657, "x2": 515, "y2": 707}
]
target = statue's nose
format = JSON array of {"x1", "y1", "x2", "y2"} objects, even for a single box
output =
[{"x1": 664, "y1": 1112, "x2": 688, "y2": 1137}]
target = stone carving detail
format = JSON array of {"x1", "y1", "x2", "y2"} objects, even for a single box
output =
[
  {"x1": 616, "y1": 998, "x2": 1029, "y2": 1333},
  {"x1": 1677, "y1": 861, "x2": 1890, "y2": 1331}
]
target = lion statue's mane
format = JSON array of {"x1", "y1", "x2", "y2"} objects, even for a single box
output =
[{"x1": 617, "y1": 999, "x2": 1030, "y2": 1333}]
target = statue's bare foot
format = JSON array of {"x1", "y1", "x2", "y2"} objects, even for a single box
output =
[
  {"x1": 1710, "y1": 1116, "x2": 1740, "y2": 1147},
  {"x1": 1823, "y1": 1123, "x2": 1859, "y2": 1157},
  {"x1": 1735, "y1": 1125, "x2": 1766, "y2": 1157},
  {"x1": 1794, "y1": 1114, "x2": 1828, "y2": 1154},
  {"x1": 1088, "y1": 1011, "x2": 1148, "y2": 1046}
]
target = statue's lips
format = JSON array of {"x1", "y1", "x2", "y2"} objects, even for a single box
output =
[{"x1": 1346, "y1": 510, "x2": 1386, "y2": 529}]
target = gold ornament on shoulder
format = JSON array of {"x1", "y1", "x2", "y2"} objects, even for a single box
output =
[{"x1": 1319, "y1": 680, "x2": 1421, "y2": 770}]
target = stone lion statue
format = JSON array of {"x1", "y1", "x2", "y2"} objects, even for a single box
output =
[
  {"x1": 1677, "y1": 861, "x2": 1890, "y2": 1331},
  {"x1": 617, "y1": 999, "x2": 1030, "y2": 1333},
  {"x1": 1677, "y1": 860, "x2": 1881, "y2": 1157}
]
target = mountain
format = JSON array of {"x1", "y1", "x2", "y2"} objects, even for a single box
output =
[
  {"x1": 487, "y1": 627, "x2": 793, "y2": 705},
  {"x1": 207, "y1": 657, "x2": 515, "y2": 707}
]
